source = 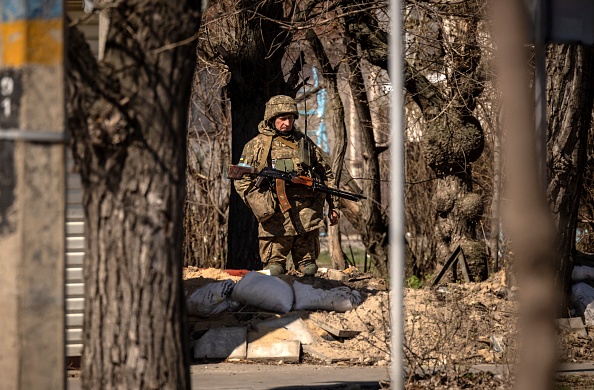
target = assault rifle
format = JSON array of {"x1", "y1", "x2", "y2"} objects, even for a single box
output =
[{"x1": 228, "y1": 164, "x2": 365, "y2": 213}]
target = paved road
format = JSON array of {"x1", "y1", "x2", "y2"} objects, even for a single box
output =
[
  {"x1": 67, "y1": 362, "x2": 594, "y2": 389},
  {"x1": 190, "y1": 363, "x2": 390, "y2": 389},
  {"x1": 68, "y1": 363, "x2": 390, "y2": 390}
]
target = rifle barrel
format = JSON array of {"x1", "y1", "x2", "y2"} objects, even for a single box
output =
[
  {"x1": 313, "y1": 184, "x2": 366, "y2": 201},
  {"x1": 259, "y1": 167, "x2": 365, "y2": 202}
]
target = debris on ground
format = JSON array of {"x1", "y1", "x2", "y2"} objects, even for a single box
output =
[{"x1": 183, "y1": 266, "x2": 594, "y2": 385}]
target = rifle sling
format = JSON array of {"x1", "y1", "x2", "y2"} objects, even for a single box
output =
[
  {"x1": 257, "y1": 135, "x2": 274, "y2": 172},
  {"x1": 275, "y1": 178, "x2": 292, "y2": 213},
  {"x1": 277, "y1": 137, "x2": 298, "y2": 150},
  {"x1": 257, "y1": 135, "x2": 298, "y2": 173}
]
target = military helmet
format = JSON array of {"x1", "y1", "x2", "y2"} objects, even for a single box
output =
[{"x1": 264, "y1": 95, "x2": 299, "y2": 123}]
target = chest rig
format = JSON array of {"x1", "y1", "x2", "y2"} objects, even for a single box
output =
[{"x1": 256, "y1": 132, "x2": 314, "y2": 213}]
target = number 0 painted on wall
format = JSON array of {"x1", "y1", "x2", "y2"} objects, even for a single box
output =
[{"x1": 0, "y1": 70, "x2": 22, "y2": 129}]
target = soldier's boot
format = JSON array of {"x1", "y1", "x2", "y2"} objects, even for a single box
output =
[
  {"x1": 264, "y1": 263, "x2": 286, "y2": 276},
  {"x1": 299, "y1": 262, "x2": 318, "y2": 276}
]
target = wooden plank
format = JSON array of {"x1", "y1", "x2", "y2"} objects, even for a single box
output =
[{"x1": 311, "y1": 319, "x2": 360, "y2": 338}]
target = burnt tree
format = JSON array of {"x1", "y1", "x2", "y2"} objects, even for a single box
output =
[{"x1": 66, "y1": 2, "x2": 201, "y2": 388}]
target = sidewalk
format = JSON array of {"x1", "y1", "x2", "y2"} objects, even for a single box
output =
[
  {"x1": 67, "y1": 363, "x2": 391, "y2": 390},
  {"x1": 190, "y1": 363, "x2": 390, "y2": 390},
  {"x1": 67, "y1": 362, "x2": 594, "y2": 389}
]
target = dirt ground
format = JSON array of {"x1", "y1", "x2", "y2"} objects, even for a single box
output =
[{"x1": 183, "y1": 267, "x2": 594, "y2": 389}]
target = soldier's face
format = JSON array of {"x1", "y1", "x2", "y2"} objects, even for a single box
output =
[{"x1": 274, "y1": 115, "x2": 295, "y2": 133}]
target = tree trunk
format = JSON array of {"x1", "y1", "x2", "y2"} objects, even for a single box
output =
[
  {"x1": 402, "y1": 17, "x2": 488, "y2": 281},
  {"x1": 345, "y1": 30, "x2": 389, "y2": 275},
  {"x1": 306, "y1": 29, "x2": 348, "y2": 270},
  {"x1": 346, "y1": 1, "x2": 488, "y2": 280},
  {"x1": 546, "y1": 44, "x2": 594, "y2": 308},
  {"x1": 490, "y1": 115, "x2": 502, "y2": 272},
  {"x1": 227, "y1": 92, "x2": 264, "y2": 270},
  {"x1": 66, "y1": 2, "x2": 201, "y2": 388}
]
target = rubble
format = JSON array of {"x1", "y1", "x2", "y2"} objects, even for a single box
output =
[
  {"x1": 183, "y1": 267, "x2": 594, "y2": 368},
  {"x1": 184, "y1": 266, "x2": 387, "y2": 364}
]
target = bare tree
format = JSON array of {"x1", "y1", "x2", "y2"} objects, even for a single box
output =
[
  {"x1": 66, "y1": 2, "x2": 201, "y2": 388},
  {"x1": 546, "y1": 45, "x2": 594, "y2": 309},
  {"x1": 184, "y1": 66, "x2": 232, "y2": 268},
  {"x1": 306, "y1": 28, "x2": 349, "y2": 269}
]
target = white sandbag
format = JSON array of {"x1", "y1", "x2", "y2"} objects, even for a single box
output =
[
  {"x1": 572, "y1": 265, "x2": 594, "y2": 282},
  {"x1": 571, "y1": 282, "x2": 594, "y2": 326},
  {"x1": 293, "y1": 281, "x2": 362, "y2": 312},
  {"x1": 187, "y1": 279, "x2": 239, "y2": 317},
  {"x1": 230, "y1": 271, "x2": 294, "y2": 313}
]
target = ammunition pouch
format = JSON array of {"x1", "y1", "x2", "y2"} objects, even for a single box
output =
[{"x1": 245, "y1": 187, "x2": 276, "y2": 223}]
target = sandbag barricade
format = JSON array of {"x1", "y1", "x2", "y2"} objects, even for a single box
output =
[
  {"x1": 187, "y1": 279, "x2": 240, "y2": 317},
  {"x1": 231, "y1": 271, "x2": 294, "y2": 313},
  {"x1": 293, "y1": 281, "x2": 362, "y2": 312},
  {"x1": 186, "y1": 271, "x2": 362, "y2": 316}
]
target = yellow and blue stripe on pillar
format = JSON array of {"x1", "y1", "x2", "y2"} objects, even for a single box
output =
[{"x1": 0, "y1": 0, "x2": 63, "y2": 66}]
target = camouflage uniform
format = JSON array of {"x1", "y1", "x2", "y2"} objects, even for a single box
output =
[{"x1": 234, "y1": 95, "x2": 339, "y2": 274}]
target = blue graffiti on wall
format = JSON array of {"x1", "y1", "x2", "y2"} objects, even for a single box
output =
[
  {"x1": 2, "y1": 0, "x2": 61, "y2": 21},
  {"x1": 299, "y1": 67, "x2": 329, "y2": 153}
]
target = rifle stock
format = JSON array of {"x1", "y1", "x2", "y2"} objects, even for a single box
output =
[{"x1": 227, "y1": 164, "x2": 257, "y2": 179}]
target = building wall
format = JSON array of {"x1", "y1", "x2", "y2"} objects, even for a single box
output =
[{"x1": 65, "y1": 1, "x2": 98, "y2": 357}]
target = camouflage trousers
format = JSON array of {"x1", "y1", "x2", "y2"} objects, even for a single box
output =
[{"x1": 259, "y1": 229, "x2": 320, "y2": 271}]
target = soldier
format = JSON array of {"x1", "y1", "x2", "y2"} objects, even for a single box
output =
[{"x1": 234, "y1": 95, "x2": 340, "y2": 276}]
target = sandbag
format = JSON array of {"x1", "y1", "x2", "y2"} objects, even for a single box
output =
[
  {"x1": 230, "y1": 271, "x2": 294, "y2": 313},
  {"x1": 571, "y1": 282, "x2": 594, "y2": 326},
  {"x1": 187, "y1": 279, "x2": 239, "y2": 317},
  {"x1": 572, "y1": 265, "x2": 594, "y2": 282},
  {"x1": 293, "y1": 281, "x2": 362, "y2": 312}
]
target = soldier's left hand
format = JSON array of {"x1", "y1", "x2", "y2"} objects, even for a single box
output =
[{"x1": 328, "y1": 209, "x2": 339, "y2": 226}]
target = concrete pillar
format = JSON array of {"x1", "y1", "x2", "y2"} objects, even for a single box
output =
[{"x1": 0, "y1": 0, "x2": 65, "y2": 389}]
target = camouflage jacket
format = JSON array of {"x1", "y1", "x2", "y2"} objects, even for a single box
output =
[{"x1": 234, "y1": 121, "x2": 339, "y2": 238}]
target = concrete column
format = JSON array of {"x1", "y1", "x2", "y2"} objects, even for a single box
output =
[{"x1": 0, "y1": 1, "x2": 65, "y2": 389}]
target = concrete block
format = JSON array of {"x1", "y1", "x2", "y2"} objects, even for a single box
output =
[
  {"x1": 253, "y1": 316, "x2": 316, "y2": 345},
  {"x1": 247, "y1": 340, "x2": 301, "y2": 362},
  {"x1": 557, "y1": 317, "x2": 588, "y2": 337},
  {"x1": 193, "y1": 326, "x2": 247, "y2": 359}
]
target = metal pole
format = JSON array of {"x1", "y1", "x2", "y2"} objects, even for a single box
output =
[
  {"x1": 389, "y1": 0, "x2": 404, "y2": 388},
  {"x1": 523, "y1": 0, "x2": 547, "y2": 187},
  {"x1": 0, "y1": 1, "x2": 65, "y2": 388}
]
